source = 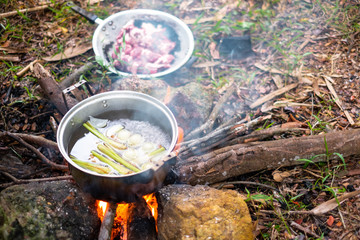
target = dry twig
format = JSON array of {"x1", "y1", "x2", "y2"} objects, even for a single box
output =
[
  {"x1": 5, "y1": 132, "x2": 67, "y2": 171},
  {"x1": 290, "y1": 221, "x2": 321, "y2": 238},
  {"x1": 0, "y1": 132, "x2": 58, "y2": 150},
  {"x1": 323, "y1": 75, "x2": 355, "y2": 125},
  {"x1": 0, "y1": 5, "x2": 49, "y2": 18},
  {"x1": 185, "y1": 83, "x2": 236, "y2": 141},
  {"x1": 0, "y1": 172, "x2": 72, "y2": 189},
  {"x1": 250, "y1": 83, "x2": 298, "y2": 109}
]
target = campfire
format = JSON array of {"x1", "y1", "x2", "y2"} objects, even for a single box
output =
[
  {"x1": 96, "y1": 193, "x2": 158, "y2": 240},
  {"x1": 2, "y1": 1, "x2": 360, "y2": 239}
]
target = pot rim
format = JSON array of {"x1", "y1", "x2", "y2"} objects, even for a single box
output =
[
  {"x1": 57, "y1": 90, "x2": 178, "y2": 179},
  {"x1": 92, "y1": 9, "x2": 194, "y2": 78}
]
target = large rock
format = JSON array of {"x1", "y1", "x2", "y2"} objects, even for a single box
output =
[
  {"x1": 157, "y1": 184, "x2": 254, "y2": 240},
  {"x1": 167, "y1": 82, "x2": 214, "y2": 135},
  {"x1": 0, "y1": 180, "x2": 100, "y2": 240}
]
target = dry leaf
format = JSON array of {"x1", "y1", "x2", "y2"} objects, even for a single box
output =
[
  {"x1": 311, "y1": 189, "x2": 360, "y2": 215},
  {"x1": 324, "y1": 76, "x2": 355, "y2": 125},
  {"x1": 249, "y1": 83, "x2": 298, "y2": 109},
  {"x1": 272, "y1": 170, "x2": 292, "y2": 182},
  {"x1": 179, "y1": 0, "x2": 194, "y2": 10},
  {"x1": 209, "y1": 42, "x2": 220, "y2": 59},
  {"x1": 326, "y1": 215, "x2": 334, "y2": 226},
  {"x1": 254, "y1": 63, "x2": 285, "y2": 75},
  {"x1": 43, "y1": 43, "x2": 93, "y2": 62},
  {"x1": 193, "y1": 61, "x2": 220, "y2": 68},
  {"x1": 184, "y1": 1, "x2": 238, "y2": 24},
  {"x1": 88, "y1": 0, "x2": 103, "y2": 5},
  {"x1": 272, "y1": 75, "x2": 284, "y2": 89}
]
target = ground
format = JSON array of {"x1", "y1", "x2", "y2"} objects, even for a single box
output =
[{"x1": 1, "y1": 0, "x2": 360, "y2": 239}]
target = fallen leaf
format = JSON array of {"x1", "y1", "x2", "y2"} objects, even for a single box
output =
[
  {"x1": 183, "y1": 1, "x2": 238, "y2": 24},
  {"x1": 209, "y1": 42, "x2": 220, "y2": 59},
  {"x1": 272, "y1": 170, "x2": 292, "y2": 182},
  {"x1": 311, "y1": 189, "x2": 360, "y2": 215},
  {"x1": 272, "y1": 75, "x2": 284, "y2": 89},
  {"x1": 335, "y1": 221, "x2": 342, "y2": 227},
  {"x1": 295, "y1": 218, "x2": 303, "y2": 225},
  {"x1": 326, "y1": 215, "x2": 334, "y2": 226},
  {"x1": 60, "y1": 27, "x2": 68, "y2": 34},
  {"x1": 192, "y1": 61, "x2": 220, "y2": 68},
  {"x1": 43, "y1": 42, "x2": 93, "y2": 62}
]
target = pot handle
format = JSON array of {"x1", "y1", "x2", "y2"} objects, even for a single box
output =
[{"x1": 66, "y1": 2, "x2": 98, "y2": 24}]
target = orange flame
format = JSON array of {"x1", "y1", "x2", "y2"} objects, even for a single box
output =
[
  {"x1": 96, "y1": 193, "x2": 159, "y2": 239},
  {"x1": 143, "y1": 193, "x2": 158, "y2": 222},
  {"x1": 96, "y1": 200, "x2": 108, "y2": 222}
]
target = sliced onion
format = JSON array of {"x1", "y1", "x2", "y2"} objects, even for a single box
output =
[
  {"x1": 89, "y1": 116, "x2": 109, "y2": 128},
  {"x1": 105, "y1": 125, "x2": 124, "y2": 139}
]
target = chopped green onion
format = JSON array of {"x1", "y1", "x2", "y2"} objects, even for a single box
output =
[
  {"x1": 70, "y1": 156, "x2": 111, "y2": 174},
  {"x1": 83, "y1": 121, "x2": 127, "y2": 150},
  {"x1": 91, "y1": 150, "x2": 132, "y2": 175},
  {"x1": 149, "y1": 146, "x2": 166, "y2": 157},
  {"x1": 97, "y1": 144, "x2": 140, "y2": 172}
]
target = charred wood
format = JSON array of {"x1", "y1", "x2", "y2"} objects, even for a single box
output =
[{"x1": 127, "y1": 198, "x2": 157, "y2": 240}]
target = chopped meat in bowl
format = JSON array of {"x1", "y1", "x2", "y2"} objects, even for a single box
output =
[{"x1": 111, "y1": 20, "x2": 176, "y2": 75}]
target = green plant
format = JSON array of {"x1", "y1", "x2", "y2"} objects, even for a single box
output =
[
  {"x1": 297, "y1": 136, "x2": 347, "y2": 192},
  {"x1": 23, "y1": 86, "x2": 37, "y2": 100},
  {"x1": 1, "y1": 61, "x2": 21, "y2": 80},
  {"x1": 16, "y1": 9, "x2": 32, "y2": 22}
]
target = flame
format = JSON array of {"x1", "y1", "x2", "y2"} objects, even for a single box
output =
[
  {"x1": 96, "y1": 193, "x2": 159, "y2": 239},
  {"x1": 112, "y1": 203, "x2": 131, "y2": 240},
  {"x1": 96, "y1": 200, "x2": 108, "y2": 222},
  {"x1": 143, "y1": 193, "x2": 158, "y2": 222}
]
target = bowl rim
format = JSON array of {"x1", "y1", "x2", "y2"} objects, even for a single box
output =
[{"x1": 92, "y1": 9, "x2": 194, "y2": 78}]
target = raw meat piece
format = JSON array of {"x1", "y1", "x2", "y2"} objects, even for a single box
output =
[{"x1": 112, "y1": 20, "x2": 176, "y2": 74}]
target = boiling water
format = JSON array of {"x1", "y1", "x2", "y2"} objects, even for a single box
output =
[{"x1": 69, "y1": 118, "x2": 172, "y2": 175}]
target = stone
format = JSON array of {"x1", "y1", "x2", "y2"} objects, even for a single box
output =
[
  {"x1": 112, "y1": 77, "x2": 215, "y2": 134},
  {"x1": 0, "y1": 180, "x2": 100, "y2": 240},
  {"x1": 167, "y1": 82, "x2": 214, "y2": 135},
  {"x1": 157, "y1": 184, "x2": 254, "y2": 240}
]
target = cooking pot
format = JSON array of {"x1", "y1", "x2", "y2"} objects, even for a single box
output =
[
  {"x1": 57, "y1": 91, "x2": 178, "y2": 202},
  {"x1": 67, "y1": 3, "x2": 194, "y2": 78}
]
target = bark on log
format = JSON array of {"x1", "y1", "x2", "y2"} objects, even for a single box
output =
[
  {"x1": 176, "y1": 129, "x2": 360, "y2": 185},
  {"x1": 33, "y1": 63, "x2": 78, "y2": 115}
]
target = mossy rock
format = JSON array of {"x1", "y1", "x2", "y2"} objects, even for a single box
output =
[{"x1": 0, "y1": 180, "x2": 100, "y2": 240}]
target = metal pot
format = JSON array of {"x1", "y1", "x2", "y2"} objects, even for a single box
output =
[
  {"x1": 67, "y1": 3, "x2": 194, "y2": 78},
  {"x1": 57, "y1": 91, "x2": 178, "y2": 202}
]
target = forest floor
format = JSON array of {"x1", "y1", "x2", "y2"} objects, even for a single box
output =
[{"x1": 1, "y1": 0, "x2": 360, "y2": 239}]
